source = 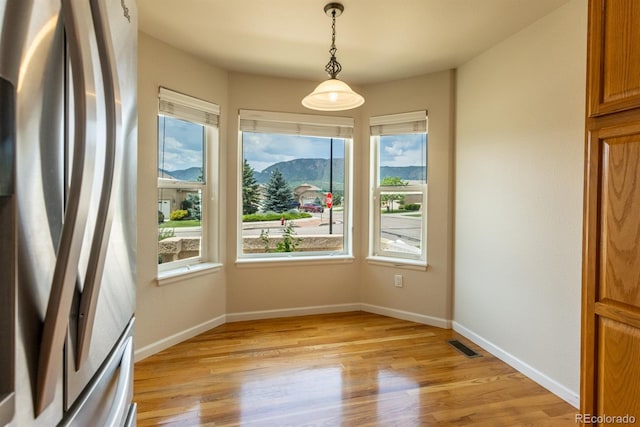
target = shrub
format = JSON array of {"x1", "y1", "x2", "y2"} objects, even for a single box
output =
[
  {"x1": 169, "y1": 209, "x2": 189, "y2": 221},
  {"x1": 259, "y1": 221, "x2": 301, "y2": 253},
  {"x1": 243, "y1": 212, "x2": 311, "y2": 222},
  {"x1": 158, "y1": 228, "x2": 175, "y2": 241},
  {"x1": 158, "y1": 210, "x2": 165, "y2": 224},
  {"x1": 403, "y1": 203, "x2": 421, "y2": 211}
]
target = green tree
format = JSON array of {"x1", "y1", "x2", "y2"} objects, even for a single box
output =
[
  {"x1": 184, "y1": 192, "x2": 201, "y2": 220},
  {"x1": 380, "y1": 176, "x2": 408, "y2": 211},
  {"x1": 263, "y1": 168, "x2": 293, "y2": 213},
  {"x1": 333, "y1": 191, "x2": 343, "y2": 207},
  {"x1": 242, "y1": 159, "x2": 261, "y2": 214},
  {"x1": 381, "y1": 176, "x2": 408, "y2": 186}
]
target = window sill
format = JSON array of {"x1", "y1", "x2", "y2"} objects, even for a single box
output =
[
  {"x1": 366, "y1": 256, "x2": 428, "y2": 271},
  {"x1": 157, "y1": 262, "x2": 223, "y2": 286},
  {"x1": 235, "y1": 254, "x2": 355, "y2": 268}
]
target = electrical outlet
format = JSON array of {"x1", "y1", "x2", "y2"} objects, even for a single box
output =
[{"x1": 394, "y1": 274, "x2": 403, "y2": 288}]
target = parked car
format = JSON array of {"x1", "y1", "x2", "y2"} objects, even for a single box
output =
[{"x1": 301, "y1": 203, "x2": 324, "y2": 213}]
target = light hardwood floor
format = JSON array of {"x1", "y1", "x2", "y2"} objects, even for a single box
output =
[{"x1": 134, "y1": 311, "x2": 577, "y2": 426}]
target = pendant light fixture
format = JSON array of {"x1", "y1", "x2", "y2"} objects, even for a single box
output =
[{"x1": 302, "y1": 2, "x2": 365, "y2": 111}]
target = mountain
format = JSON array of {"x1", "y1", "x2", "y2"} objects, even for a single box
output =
[
  {"x1": 252, "y1": 159, "x2": 426, "y2": 190},
  {"x1": 162, "y1": 161, "x2": 426, "y2": 189},
  {"x1": 159, "y1": 167, "x2": 202, "y2": 182},
  {"x1": 254, "y1": 158, "x2": 345, "y2": 190},
  {"x1": 379, "y1": 166, "x2": 426, "y2": 182}
]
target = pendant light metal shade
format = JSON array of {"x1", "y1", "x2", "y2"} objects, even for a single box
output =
[
  {"x1": 302, "y1": 78, "x2": 364, "y2": 111},
  {"x1": 303, "y1": 2, "x2": 364, "y2": 111}
]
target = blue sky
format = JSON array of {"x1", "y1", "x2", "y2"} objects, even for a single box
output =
[
  {"x1": 243, "y1": 133, "x2": 345, "y2": 172},
  {"x1": 379, "y1": 134, "x2": 427, "y2": 168},
  {"x1": 243, "y1": 132, "x2": 427, "y2": 172},
  {"x1": 158, "y1": 116, "x2": 204, "y2": 172}
]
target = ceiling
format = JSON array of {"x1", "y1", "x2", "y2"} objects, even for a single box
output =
[{"x1": 137, "y1": 0, "x2": 571, "y2": 85}]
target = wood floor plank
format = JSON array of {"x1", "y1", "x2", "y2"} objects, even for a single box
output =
[{"x1": 134, "y1": 311, "x2": 577, "y2": 426}]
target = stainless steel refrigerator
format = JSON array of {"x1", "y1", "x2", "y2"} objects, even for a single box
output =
[{"x1": 0, "y1": 0, "x2": 137, "y2": 425}]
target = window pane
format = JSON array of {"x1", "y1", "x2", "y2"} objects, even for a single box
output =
[
  {"x1": 158, "y1": 115, "x2": 205, "y2": 183},
  {"x1": 158, "y1": 188, "x2": 202, "y2": 264},
  {"x1": 378, "y1": 191, "x2": 423, "y2": 256},
  {"x1": 241, "y1": 132, "x2": 346, "y2": 256},
  {"x1": 379, "y1": 133, "x2": 427, "y2": 185}
]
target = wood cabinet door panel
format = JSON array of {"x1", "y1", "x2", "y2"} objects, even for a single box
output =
[
  {"x1": 597, "y1": 317, "x2": 640, "y2": 419},
  {"x1": 588, "y1": 0, "x2": 640, "y2": 116},
  {"x1": 582, "y1": 117, "x2": 640, "y2": 420},
  {"x1": 600, "y1": 135, "x2": 640, "y2": 307}
]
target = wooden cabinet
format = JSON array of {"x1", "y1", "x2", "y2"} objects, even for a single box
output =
[
  {"x1": 587, "y1": 0, "x2": 640, "y2": 116},
  {"x1": 581, "y1": 0, "x2": 640, "y2": 423}
]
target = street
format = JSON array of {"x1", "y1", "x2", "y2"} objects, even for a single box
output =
[
  {"x1": 168, "y1": 210, "x2": 423, "y2": 250},
  {"x1": 243, "y1": 210, "x2": 422, "y2": 250}
]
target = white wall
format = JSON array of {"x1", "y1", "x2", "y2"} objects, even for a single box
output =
[
  {"x1": 136, "y1": 33, "x2": 228, "y2": 358},
  {"x1": 454, "y1": 0, "x2": 586, "y2": 406}
]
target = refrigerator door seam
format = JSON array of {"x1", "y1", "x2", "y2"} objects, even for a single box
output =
[{"x1": 0, "y1": 74, "x2": 16, "y2": 425}]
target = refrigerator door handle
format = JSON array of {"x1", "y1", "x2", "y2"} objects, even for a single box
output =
[
  {"x1": 75, "y1": 0, "x2": 122, "y2": 369},
  {"x1": 35, "y1": 0, "x2": 96, "y2": 415}
]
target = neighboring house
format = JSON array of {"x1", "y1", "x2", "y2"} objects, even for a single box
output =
[
  {"x1": 158, "y1": 170, "x2": 196, "y2": 220},
  {"x1": 293, "y1": 183, "x2": 326, "y2": 205}
]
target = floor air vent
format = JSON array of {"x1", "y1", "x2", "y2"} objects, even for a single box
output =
[{"x1": 447, "y1": 340, "x2": 481, "y2": 358}]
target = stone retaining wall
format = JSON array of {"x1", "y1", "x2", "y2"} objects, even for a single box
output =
[
  {"x1": 158, "y1": 235, "x2": 344, "y2": 261},
  {"x1": 158, "y1": 237, "x2": 201, "y2": 263},
  {"x1": 242, "y1": 235, "x2": 343, "y2": 253}
]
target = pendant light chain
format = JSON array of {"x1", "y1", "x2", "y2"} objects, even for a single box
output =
[{"x1": 325, "y1": 8, "x2": 342, "y2": 79}]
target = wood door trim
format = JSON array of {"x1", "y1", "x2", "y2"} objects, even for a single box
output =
[{"x1": 580, "y1": 124, "x2": 601, "y2": 416}]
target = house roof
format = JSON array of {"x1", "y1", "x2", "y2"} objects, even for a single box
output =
[{"x1": 294, "y1": 183, "x2": 322, "y2": 195}]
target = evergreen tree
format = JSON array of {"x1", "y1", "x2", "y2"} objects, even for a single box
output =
[
  {"x1": 242, "y1": 159, "x2": 261, "y2": 214},
  {"x1": 262, "y1": 168, "x2": 293, "y2": 213}
]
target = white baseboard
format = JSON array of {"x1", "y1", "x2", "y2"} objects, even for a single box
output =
[
  {"x1": 226, "y1": 303, "x2": 361, "y2": 322},
  {"x1": 361, "y1": 303, "x2": 451, "y2": 329},
  {"x1": 134, "y1": 314, "x2": 226, "y2": 362},
  {"x1": 452, "y1": 321, "x2": 579, "y2": 408}
]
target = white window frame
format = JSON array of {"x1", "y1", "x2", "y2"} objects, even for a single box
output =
[
  {"x1": 368, "y1": 111, "x2": 428, "y2": 267},
  {"x1": 236, "y1": 109, "x2": 354, "y2": 264},
  {"x1": 157, "y1": 88, "x2": 221, "y2": 283}
]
